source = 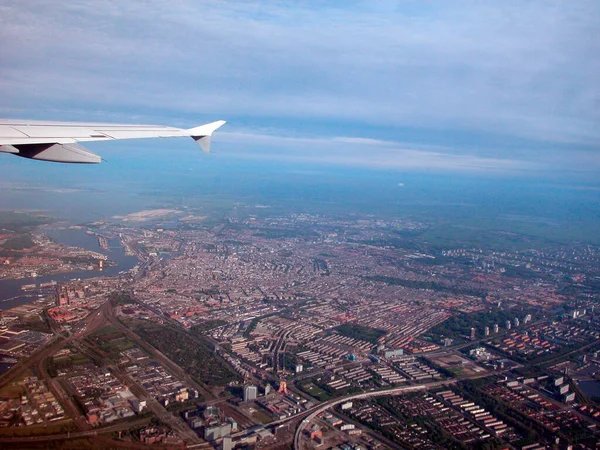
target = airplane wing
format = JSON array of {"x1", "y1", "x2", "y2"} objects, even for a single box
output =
[{"x1": 0, "y1": 119, "x2": 226, "y2": 164}]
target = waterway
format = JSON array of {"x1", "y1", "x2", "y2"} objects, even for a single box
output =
[
  {"x1": 578, "y1": 380, "x2": 600, "y2": 399},
  {"x1": 0, "y1": 361, "x2": 16, "y2": 376},
  {"x1": 0, "y1": 228, "x2": 138, "y2": 311}
]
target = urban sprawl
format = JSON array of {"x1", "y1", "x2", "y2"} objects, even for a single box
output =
[{"x1": 1, "y1": 209, "x2": 600, "y2": 450}]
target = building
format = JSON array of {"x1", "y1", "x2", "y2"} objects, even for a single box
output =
[
  {"x1": 204, "y1": 405, "x2": 220, "y2": 420},
  {"x1": 493, "y1": 324, "x2": 499, "y2": 333},
  {"x1": 309, "y1": 424, "x2": 322, "y2": 440},
  {"x1": 56, "y1": 285, "x2": 69, "y2": 306},
  {"x1": 295, "y1": 364, "x2": 303, "y2": 373},
  {"x1": 470, "y1": 328, "x2": 476, "y2": 340},
  {"x1": 264, "y1": 383, "x2": 272, "y2": 396},
  {"x1": 384, "y1": 348, "x2": 404, "y2": 358},
  {"x1": 130, "y1": 399, "x2": 146, "y2": 413},
  {"x1": 505, "y1": 320, "x2": 511, "y2": 330},
  {"x1": 205, "y1": 423, "x2": 232, "y2": 441},
  {"x1": 244, "y1": 385, "x2": 258, "y2": 402},
  {"x1": 514, "y1": 318, "x2": 520, "y2": 327},
  {"x1": 226, "y1": 417, "x2": 238, "y2": 432},
  {"x1": 278, "y1": 381, "x2": 289, "y2": 394},
  {"x1": 221, "y1": 436, "x2": 233, "y2": 450},
  {"x1": 484, "y1": 326, "x2": 490, "y2": 336}
]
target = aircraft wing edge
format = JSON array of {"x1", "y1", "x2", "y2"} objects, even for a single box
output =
[
  {"x1": 0, "y1": 119, "x2": 227, "y2": 163},
  {"x1": 187, "y1": 120, "x2": 227, "y2": 153}
]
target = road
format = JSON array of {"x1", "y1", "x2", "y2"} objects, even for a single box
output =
[
  {"x1": 0, "y1": 299, "x2": 205, "y2": 445},
  {"x1": 539, "y1": 339, "x2": 600, "y2": 367},
  {"x1": 0, "y1": 301, "x2": 111, "y2": 392},
  {"x1": 0, "y1": 417, "x2": 151, "y2": 444},
  {"x1": 292, "y1": 382, "x2": 439, "y2": 450},
  {"x1": 0, "y1": 300, "x2": 201, "y2": 446},
  {"x1": 34, "y1": 349, "x2": 90, "y2": 431},
  {"x1": 424, "y1": 318, "x2": 552, "y2": 359},
  {"x1": 76, "y1": 302, "x2": 202, "y2": 444},
  {"x1": 273, "y1": 329, "x2": 291, "y2": 372},
  {"x1": 111, "y1": 363, "x2": 200, "y2": 445},
  {"x1": 290, "y1": 367, "x2": 513, "y2": 450},
  {"x1": 103, "y1": 301, "x2": 216, "y2": 401}
]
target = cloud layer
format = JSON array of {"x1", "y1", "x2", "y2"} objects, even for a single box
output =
[{"x1": 1, "y1": 1, "x2": 598, "y2": 175}]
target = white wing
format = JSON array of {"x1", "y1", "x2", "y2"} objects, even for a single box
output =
[{"x1": 0, "y1": 119, "x2": 226, "y2": 164}]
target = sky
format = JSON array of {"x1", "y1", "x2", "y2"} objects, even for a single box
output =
[{"x1": 0, "y1": 0, "x2": 599, "y2": 179}]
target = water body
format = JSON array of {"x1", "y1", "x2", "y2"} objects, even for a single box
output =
[
  {"x1": 0, "y1": 361, "x2": 15, "y2": 376},
  {"x1": 0, "y1": 228, "x2": 138, "y2": 310},
  {"x1": 578, "y1": 381, "x2": 600, "y2": 399}
]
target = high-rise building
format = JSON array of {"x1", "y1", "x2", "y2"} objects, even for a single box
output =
[
  {"x1": 484, "y1": 326, "x2": 490, "y2": 336},
  {"x1": 264, "y1": 383, "x2": 272, "y2": 396},
  {"x1": 244, "y1": 385, "x2": 257, "y2": 402},
  {"x1": 56, "y1": 284, "x2": 69, "y2": 306},
  {"x1": 226, "y1": 417, "x2": 238, "y2": 432},
  {"x1": 278, "y1": 381, "x2": 289, "y2": 394},
  {"x1": 205, "y1": 424, "x2": 231, "y2": 441},
  {"x1": 493, "y1": 323, "x2": 499, "y2": 333},
  {"x1": 470, "y1": 327, "x2": 476, "y2": 340},
  {"x1": 506, "y1": 320, "x2": 512, "y2": 330},
  {"x1": 221, "y1": 436, "x2": 233, "y2": 450},
  {"x1": 514, "y1": 318, "x2": 520, "y2": 327}
]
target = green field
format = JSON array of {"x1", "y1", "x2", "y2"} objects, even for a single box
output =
[
  {"x1": 299, "y1": 382, "x2": 331, "y2": 401},
  {"x1": 133, "y1": 322, "x2": 240, "y2": 387},
  {"x1": 334, "y1": 323, "x2": 386, "y2": 344}
]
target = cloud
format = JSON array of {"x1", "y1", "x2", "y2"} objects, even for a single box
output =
[
  {"x1": 214, "y1": 131, "x2": 535, "y2": 173},
  {"x1": 0, "y1": 0, "x2": 598, "y2": 175}
]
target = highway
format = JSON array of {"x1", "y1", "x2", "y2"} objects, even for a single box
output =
[
  {"x1": 289, "y1": 366, "x2": 513, "y2": 449},
  {"x1": 0, "y1": 288, "x2": 532, "y2": 448},
  {"x1": 0, "y1": 300, "x2": 111, "y2": 392},
  {"x1": 0, "y1": 299, "x2": 204, "y2": 446},
  {"x1": 0, "y1": 417, "x2": 151, "y2": 444},
  {"x1": 292, "y1": 381, "x2": 442, "y2": 449},
  {"x1": 75, "y1": 302, "x2": 202, "y2": 444},
  {"x1": 103, "y1": 300, "x2": 216, "y2": 401}
]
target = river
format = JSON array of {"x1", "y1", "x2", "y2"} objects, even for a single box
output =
[{"x1": 0, "y1": 227, "x2": 138, "y2": 310}]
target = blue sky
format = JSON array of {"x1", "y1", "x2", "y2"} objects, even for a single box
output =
[{"x1": 1, "y1": 1, "x2": 599, "y2": 178}]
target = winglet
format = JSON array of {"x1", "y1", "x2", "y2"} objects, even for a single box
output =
[{"x1": 188, "y1": 120, "x2": 226, "y2": 153}]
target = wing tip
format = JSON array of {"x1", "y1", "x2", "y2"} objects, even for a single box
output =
[
  {"x1": 188, "y1": 120, "x2": 226, "y2": 137},
  {"x1": 188, "y1": 120, "x2": 226, "y2": 153}
]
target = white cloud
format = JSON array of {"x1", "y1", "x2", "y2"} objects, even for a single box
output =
[
  {"x1": 214, "y1": 130, "x2": 533, "y2": 173},
  {"x1": 0, "y1": 0, "x2": 598, "y2": 173}
]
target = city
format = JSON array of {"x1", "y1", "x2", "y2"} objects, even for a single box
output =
[
  {"x1": 1, "y1": 207, "x2": 599, "y2": 449},
  {"x1": 2, "y1": 1, "x2": 599, "y2": 449}
]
